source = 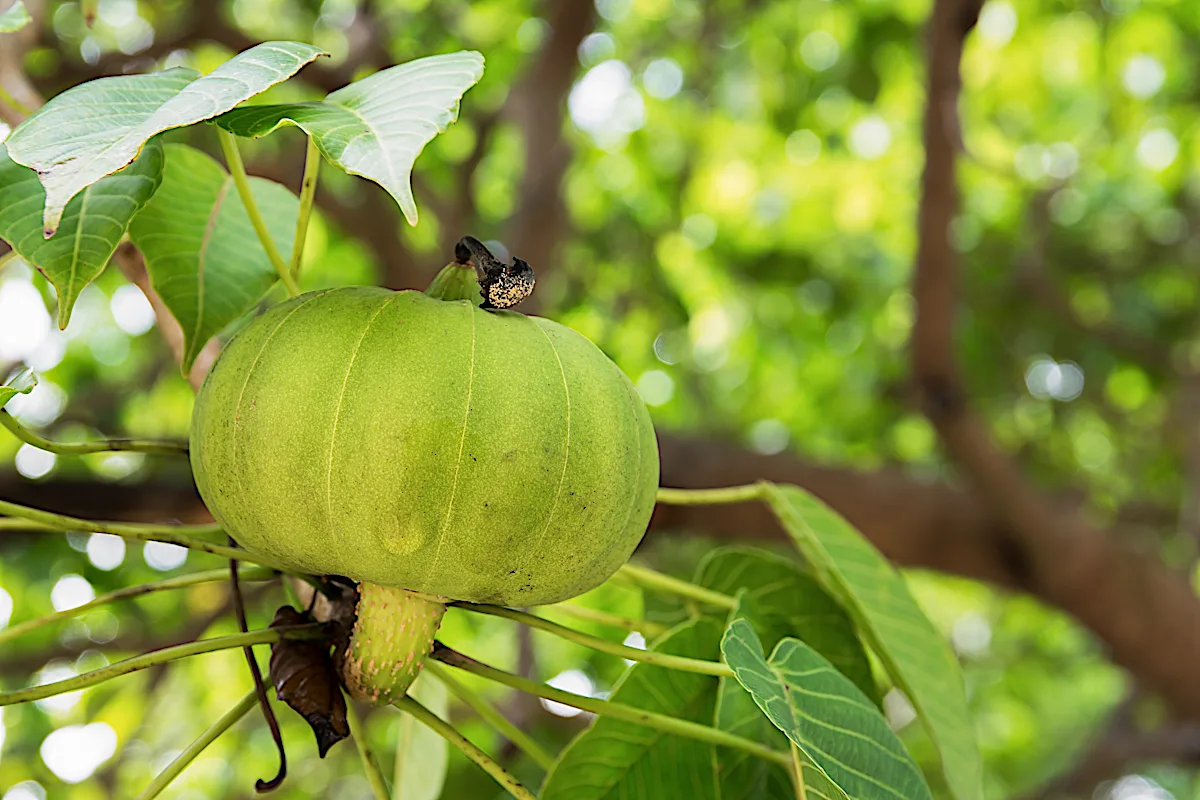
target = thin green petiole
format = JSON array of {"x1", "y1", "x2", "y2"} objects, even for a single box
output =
[
  {"x1": 347, "y1": 700, "x2": 389, "y2": 800},
  {"x1": 544, "y1": 602, "x2": 670, "y2": 638},
  {"x1": 290, "y1": 136, "x2": 321, "y2": 280},
  {"x1": 424, "y1": 660, "x2": 556, "y2": 770},
  {"x1": 0, "y1": 567, "x2": 276, "y2": 645},
  {"x1": 432, "y1": 645, "x2": 791, "y2": 769},
  {"x1": 215, "y1": 128, "x2": 301, "y2": 297},
  {"x1": 394, "y1": 694, "x2": 538, "y2": 800},
  {"x1": 0, "y1": 626, "x2": 324, "y2": 707},
  {"x1": 616, "y1": 563, "x2": 737, "y2": 610},
  {"x1": 451, "y1": 602, "x2": 734, "y2": 678},
  {"x1": 0, "y1": 499, "x2": 291, "y2": 571},
  {"x1": 0, "y1": 410, "x2": 189, "y2": 456},
  {"x1": 135, "y1": 689, "x2": 258, "y2": 800},
  {"x1": 656, "y1": 483, "x2": 766, "y2": 505},
  {"x1": 791, "y1": 742, "x2": 808, "y2": 800},
  {"x1": 0, "y1": 83, "x2": 32, "y2": 117}
]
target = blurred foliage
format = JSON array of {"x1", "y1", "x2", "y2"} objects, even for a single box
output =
[{"x1": 2, "y1": 0, "x2": 1200, "y2": 797}]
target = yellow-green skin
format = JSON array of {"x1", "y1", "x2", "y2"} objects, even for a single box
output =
[{"x1": 191, "y1": 286, "x2": 658, "y2": 606}]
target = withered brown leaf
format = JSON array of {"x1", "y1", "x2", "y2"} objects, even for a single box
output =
[{"x1": 268, "y1": 605, "x2": 349, "y2": 757}]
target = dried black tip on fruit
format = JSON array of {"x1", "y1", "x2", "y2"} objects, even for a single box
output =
[{"x1": 453, "y1": 235, "x2": 536, "y2": 311}]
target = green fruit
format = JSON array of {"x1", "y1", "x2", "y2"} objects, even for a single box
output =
[{"x1": 190, "y1": 282, "x2": 658, "y2": 607}]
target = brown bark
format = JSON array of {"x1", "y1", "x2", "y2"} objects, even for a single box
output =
[{"x1": 910, "y1": 0, "x2": 1200, "y2": 721}]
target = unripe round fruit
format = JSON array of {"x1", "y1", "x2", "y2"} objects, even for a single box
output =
[{"x1": 190, "y1": 284, "x2": 658, "y2": 607}]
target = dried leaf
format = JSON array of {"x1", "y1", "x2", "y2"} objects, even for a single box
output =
[{"x1": 268, "y1": 606, "x2": 348, "y2": 757}]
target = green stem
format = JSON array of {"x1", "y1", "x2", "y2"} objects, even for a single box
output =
[
  {"x1": 432, "y1": 645, "x2": 790, "y2": 769},
  {"x1": 347, "y1": 700, "x2": 389, "y2": 800},
  {"x1": 0, "y1": 499, "x2": 291, "y2": 571},
  {"x1": 791, "y1": 742, "x2": 807, "y2": 800},
  {"x1": 616, "y1": 563, "x2": 737, "y2": 610},
  {"x1": 0, "y1": 410, "x2": 189, "y2": 456},
  {"x1": 0, "y1": 83, "x2": 32, "y2": 117},
  {"x1": 215, "y1": 128, "x2": 300, "y2": 297},
  {"x1": 290, "y1": 136, "x2": 321, "y2": 280},
  {"x1": 135, "y1": 689, "x2": 258, "y2": 800},
  {"x1": 0, "y1": 250, "x2": 20, "y2": 271},
  {"x1": 545, "y1": 602, "x2": 670, "y2": 638},
  {"x1": 0, "y1": 626, "x2": 323, "y2": 707},
  {"x1": 452, "y1": 602, "x2": 734, "y2": 678},
  {"x1": 424, "y1": 660, "x2": 555, "y2": 770},
  {"x1": 0, "y1": 567, "x2": 276, "y2": 645},
  {"x1": 656, "y1": 483, "x2": 765, "y2": 505},
  {"x1": 393, "y1": 694, "x2": 537, "y2": 800}
]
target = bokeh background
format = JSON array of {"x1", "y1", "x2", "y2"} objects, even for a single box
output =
[{"x1": 2, "y1": 0, "x2": 1200, "y2": 797}]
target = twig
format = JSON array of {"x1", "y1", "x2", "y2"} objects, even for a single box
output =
[
  {"x1": 451, "y1": 602, "x2": 733, "y2": 677},
  {"x1": 0, "y1": 625, "x2": 324, "y2": 706},
  {"x1": 290, "y1": 136, "x2": 322, "y2": 280},
  {"x1": 347, "y1": 701, "x2": 390, "y2": 800},
  {"x1": 616, "y1": 563, "x2": 736, "y2": 610},
  {"x1": 544, "y1": 602, "x2": 669, "y2": 638},
  {"x1": 0, "y1": 410, "x2": 189, "y2": 456},
  {"x1": 135, "y1": 689, "x2": 258, "y2": 800},
  {"x1": 0, "y1": 499, "x2": 292, "y2": 571},
  {"x1": 394, "y1": 693, "x2": 537, "y2": 800},
  {"x1": 0, "y1": 566, "x2": 275, "y2": 645},
  {"x1": 424, "y1": 660, "x2": 556, "y2": 769},
  {"x1": 215, "y1": 128, "x2": 301, "y2": 297},
  {"x1": 432, "y1": 644, "x2": 790, "y2": 768}
]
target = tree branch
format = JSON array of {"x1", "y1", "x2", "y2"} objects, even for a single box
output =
[{"x1": 909, "y1": 0, "x2": 1200, "y2": 721}]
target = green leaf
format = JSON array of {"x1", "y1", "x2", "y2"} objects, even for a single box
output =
[
  {"x1": 540, "y1": 619, "x2": 722, "y2": 800},
  {"x1": 5, "y1": 41, "x2": 324, "y2": 236},
  {"x1": 722, "y1": 619, "x2": 932, "y2": 800},
  {"x1": 215, "y1": 51, "x2": 484, "y2": 225},
  {"x1": 0, "y1": 1, "x2": 31, "y2": 33},
  {"x1": 711, "y1": 580, "x2": 857, "y2": 800},
  {"x1": 127, "y1": 143, "x2": 297, "y2": 373},
  {"x1": 0, "y1": 369, "x2": 36, "y2": 410},
  {"x1": 392, "y1": 673, "x2": 448, "y2": 800},
  {"x1": 0, "y1": 140, "x2": 164, "y2": 328},
  {"x1": 762, "y1": 483, "x2": 983, "y2": 800},
  {"x1": 696, "y1": 547, "x2": 877, "y2": 702}
]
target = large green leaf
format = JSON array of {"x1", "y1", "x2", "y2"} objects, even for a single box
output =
[
  {"x1": 762, "y1": 483, "x2": 983, "y2": 800},
  {"x1": 127, "y1": 143, "x2": 297, "y2": 372},
  {"x1": 696, "y1": 547, "x2": 876, "y2": 702},
  {"x1": 0, "y1": 369, "x2": 36, "y2": 410},
  {"x1": 715, "y1": 593, "x2": 848, "y2": 800},
  {"x1": 214, "y1": 51, "x2": 484, "y2": 225},
  {"x1": 722, "y1": 619, "x2": 932, "y2": 800},
  {"x1": 5, "y1": 41, "x2": 323, "y2": 235},
  {"x1": 392, "y1": 673, "x2": 448, "y2": 800},
  {"x1": 540, "y1": 619, "x2": 722, "y2": 800},
  {"x1": 0, "y1": 140, "x2": 163, "y2": 328},
  {"x1": 697, "y1": 546, "x2": 875, "y2": 800},
  {"x1": 0, "y1": 1, "x2": 31, "y2": 33}
]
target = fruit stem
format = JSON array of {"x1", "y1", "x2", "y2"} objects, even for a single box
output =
[
  {"x1": 0, "y1": 499, "x2": 292, "y2": 571},
  {"x1": 0, "y1": 410, "x2": 190, "y2": 456},
  {"x1": 0, "y1": 625, "x2": 324, "y2": 707},
  {"x1": 135, "y1": 689, "x2": 258, "y2": 800},
  {"x1": 215, "y1": 128, "x2": 301, "y2": 297},
  {"x1": 432, "y1": 644, "x2": 791, "y2": 768},
  {"x1": 394, "y1": 693, "x2": 538, "y2": 800},
  {"x1": 424, "y1": 660, "x2": 556, "y2": 769},
  {"x1": 343, "y1": 583, "x2": 447, "y2": 705},
  {"x1": 656, "y1": 483, "x2": 767, "y2": 505},
  {"x1": 425, "y1": 260, "x2": 483, "y2": 304},
  {"x1": 347, "y1": 700, "x2": 390, "y2": 800},
  {"x1": 451, "y1": 602, "x2": 734, "y2": 678},
  {"x1": 545, "y1": 601, "x2": 670, "y2": 638},
  {"x1": 290, "y1": 135, "x2": 322, "y2": 280},
  {"x1": 0, "y1": 567, "x2": 276, "y2": 645},
  {"x1": 616, "y1": 563, "x2": 738, "y2": 610}
]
